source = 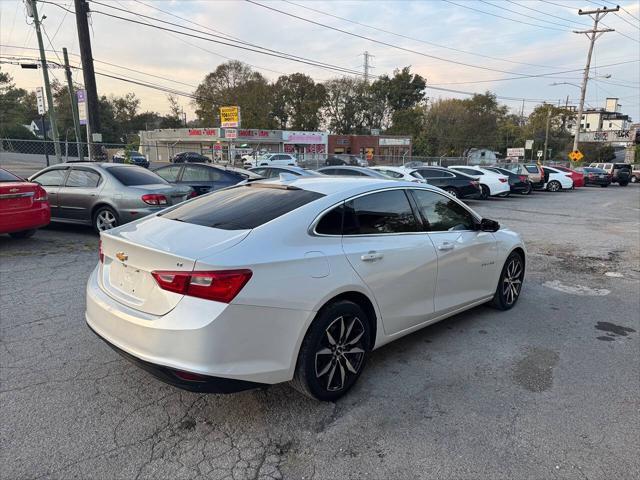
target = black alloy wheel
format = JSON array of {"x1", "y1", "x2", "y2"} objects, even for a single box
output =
[
  {"x1": 491, "y1": 252, "x2": 524, "y2": 310},
  {"x1": 292, "y1": 300, "x2": 370, "y2": 401},
  {"x1": 479, "y1": 184, "x2": 490, "y2": 200}
]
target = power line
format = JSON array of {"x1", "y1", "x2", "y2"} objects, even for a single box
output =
[
  {"x1": 442, "y1": 0, "x2": 568, "y2": 31},
  {"x1": 504, "y1": 0, "x2": 592, "y2": 27},
  {"x1": 478, "y1": 0, "x2": 576, "y2": 29},
  {"x1": 245, "y1": 0, "x2": 574, "y2": 76},
  {"x1": 282, "y1": 0, "x2": 565, "y2": 70},
  {"x1": 84, "y1": 0, "x2": 362, "y2": 76}
]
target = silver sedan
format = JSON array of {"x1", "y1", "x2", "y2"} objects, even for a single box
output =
[{"x1": 29, "y1": 163, "x2": 193, "y2": 232}]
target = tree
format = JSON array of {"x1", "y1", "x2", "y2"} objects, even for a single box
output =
[
  {"x1": 193, "y1": 61, "x2": 275, "y2": 128},
  {"x1": 322, "y1": 77, "x2": 368, "y2": 134},
  {"x1": 271, "y1": 73, "x2": 326, "y2": 131},
  {"x1": 521, "y1": 104, "x2": 574, "y2": 159},
  {"x1": 0, "y1": 72, "x2": 38, "y2": 137},
  {"x1": 164, "y1": 94, "x2": 184, "y2": 128}
]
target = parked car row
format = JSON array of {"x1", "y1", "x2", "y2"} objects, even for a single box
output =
[{"x1": 2, "y1": 159, "x2": 635, "y2": 240}]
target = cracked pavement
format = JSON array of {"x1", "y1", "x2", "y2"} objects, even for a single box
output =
[{"x1": 1, "y1": 185, "x2": 638, "y2": 479}]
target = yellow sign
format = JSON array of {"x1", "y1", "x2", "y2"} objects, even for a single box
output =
[
  {"x1": 568, "y1": 150, "x2": 584, "y2": 162},
  {"x1": 220, "y1": 106, "x2": 240, "y2": 128}
]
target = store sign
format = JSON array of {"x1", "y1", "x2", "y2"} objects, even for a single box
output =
[
  {"x1": 188, "y1": 128, "x2": 219, "y2": 137},
  {"x1": 337, "y1": 138, "x2": 350, "y2": 146},
  {"x1": 507, "y1": 147, "x2": 525, "y2": 157},
  {"x1": 578, "y1": 130, "x2": 632, "y2": 143},
  {"x1": 36, "y1": 87, "x2": 46, "y2": 115},
  {"x1": 76, "y1": 90, "x2": 87, "y2": 125},
  {"x1": 224, "y1": 128, "x2": 237, "y2": 139},
  {"x1": 525, "y1": 139, "x2": 534, "y2": 150},
  {"x1": 236, "y1": 129, "x2": 281, "y2": 141},
  {"x1": 282, "y1": 131, "x2": 327, "y2": 144},
  {"x1": 379, "y1": 137, "x2": 410, "y2": 146},
  {"x1": 220, "y1": 106, "x2": 240, "y2": 128}
]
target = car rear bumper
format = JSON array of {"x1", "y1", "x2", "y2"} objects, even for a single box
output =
[
  {"x1": 85, "y1": 266, "x2": 313, "y2": 387},
  {"x1": 0, "y1": 203, "x2": 50, "y2": 234}
]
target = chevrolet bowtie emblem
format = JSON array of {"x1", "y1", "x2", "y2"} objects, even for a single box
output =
[
  {"x1": 115, "y1": 252, "x2": 128, "y2": 262},
  {"x1": 9, "y1": 188, "x2": 19, "y2": 193}
]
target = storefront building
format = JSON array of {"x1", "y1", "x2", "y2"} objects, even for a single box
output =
[
  {"x1": 327, "y1": 134, "x2": 412, "y2": 164},
  {"x1": 139, "y1": 128, "x2": 327, "y2": 163}
]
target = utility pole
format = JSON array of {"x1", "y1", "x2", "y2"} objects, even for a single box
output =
[
  {"x1": 62, "y1": 47, "x2": 83, "y2": 160},
  {"x1": 74, "y1": 0, "x2": 101, "y2": 160},
  {"x1": 572, "y1": 5, "x2": 618, "y2": 153},
  {"x1": 363, "y1": 51, "x2": 374, "y2": 84},
  {"x1": 543, "y1": 105, "x2": 552, "y2": 163},
  {"x1": 27, "y1": 0, "x2": 62, "y2": 163}
]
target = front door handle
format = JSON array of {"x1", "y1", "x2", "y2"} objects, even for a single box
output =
[
  {"x1": 361, "y1": 251, "x2": 383, "y2": 262},
  {"x1": 437, "y1": 242, "x2": 455, "y2": 251}
]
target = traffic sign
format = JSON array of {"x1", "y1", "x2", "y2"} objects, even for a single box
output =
[
  {"x1": 536, "y1": 150, "x2": 543, "y2": 158},
  {"x1": 568, "y1": 150, "x2": 584, "y2": 162}
]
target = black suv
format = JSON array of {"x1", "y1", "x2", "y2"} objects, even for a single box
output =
[
  {"x1": 412, "y1": 166, "x2": 482, "y2": 199},
  {"x1": 172, "y1": 152, "x2": 211, "y2": 164},
  {"x1": 589, "y1": 163, "x2": 631, "y2": 186}
]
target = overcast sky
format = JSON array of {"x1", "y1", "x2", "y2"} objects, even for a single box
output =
[{"x1": 1, "y1": 0, "x2": 638, "y2": 123}]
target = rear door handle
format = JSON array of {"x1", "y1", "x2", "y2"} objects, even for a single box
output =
[
  {"x1": 361, "y1": 252, "x2": 383, "y2": 262},
  {"x1": 437, "y1": 242, "x2": 455, "y2": 251}
]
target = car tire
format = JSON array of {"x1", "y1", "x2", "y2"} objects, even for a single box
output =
[
  {"x1": 619, "y1": 181, "x2": 628, "y2": 187},
  {"x1": 444, "y1": 187, "x2": 459, "y2": 198},
  {"x1": 479, "y1": 184, "x2": 490, "y2": 200},
  {"x1": 9, "y1": 229, "x2": 36, "y2": 239},
  {"x1": 521, "y1": 183, "x2": 533, "y2": 195},
  {"x1": 93, "y1": 206, "x2": 119, "y2": 233},
  {"x1": 291, "y1": 300, "x2": 370, "y2": 401},
  {"x1": 490, "y1": 251, "x2": 524, "y2": 311},
  {"x1": 547, "y1": 180, "x2": 561, "y2": 192},
  {"x1": 601, "y1": 184, "x2": 608, "y2": 188},
  {"x1": 631, "y1": 175, "x2": 638, "y2": 183}
]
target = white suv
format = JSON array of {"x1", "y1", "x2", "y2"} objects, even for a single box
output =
[{"x1": 244, "y1": 153, "x2": 298, "y2": 168}]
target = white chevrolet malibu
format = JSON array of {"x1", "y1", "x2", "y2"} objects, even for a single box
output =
[{"x1": 86, "y1": 177, "x2": 526, "y2": 401}]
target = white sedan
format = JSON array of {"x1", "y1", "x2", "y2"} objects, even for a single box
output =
[
  {"x1": 448, "y1": 165, "x2": 511, "y2": 199},
  {"x1": 86, "y1": 177, "x2": 526, "y2": 401},
  {"x1": 369, "y1": 166, "x2": 426, "y2": 183},
  {"x1": 542, "y1": 165, "x2": 574, "y2": 191}
]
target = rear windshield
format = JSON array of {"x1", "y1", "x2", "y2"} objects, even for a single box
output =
[
  {"x1": 107, "y1": 166, "x2": 167, "y2": 186},
  {"x1": 524, "y1": 166, "x2": 539, "y2": 173},
  {"x1": 161, "y1": 185, "x2": 324, "y2": 230},
  {"x1": 0, "y1": 169, "x2": 21, "y2": 182}
]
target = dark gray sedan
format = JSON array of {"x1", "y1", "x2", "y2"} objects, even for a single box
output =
[
  {"x1": 28, "y1": 163, "x2": 192, "y2": 232},
  {"x1": 316, "y1": 166, "x2": 389, "y2": 178}
]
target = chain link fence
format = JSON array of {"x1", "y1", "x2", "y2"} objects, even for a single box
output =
[{"x1": 1, "y1": 138, "x2": 577, "y2": 179}]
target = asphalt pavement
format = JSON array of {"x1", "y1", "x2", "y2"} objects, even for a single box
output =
[{"x1": 1, "y1": 164, "x2": 639, "y2": 479}]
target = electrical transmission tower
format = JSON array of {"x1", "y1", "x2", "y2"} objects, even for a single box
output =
[{"x1": 363, "y1": 51, "x2": 374, "y2": 84}]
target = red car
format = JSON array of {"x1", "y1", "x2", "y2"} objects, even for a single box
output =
[
  {"x1": 0, "y1": 168, "x2": 50, "y2": 238},
  {"x1": 550, "y1": 165, "x2": 585, "y2": 188}
]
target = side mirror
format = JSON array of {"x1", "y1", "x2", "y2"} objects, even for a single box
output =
[{"x1": 479, "y1": 218, "x2": 500, "y2": 232}]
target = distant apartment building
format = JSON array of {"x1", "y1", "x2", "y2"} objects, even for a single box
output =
[{"x1": 566, "y1": 98, "x2": 633, "y2": 147}]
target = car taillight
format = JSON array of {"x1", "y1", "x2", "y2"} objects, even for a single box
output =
[
  {"x1": 589, "y1": 174, "x2": 596, "y2": 179},
  {"x1": 141, "y1": 194, "x2": 168, "y2": 205},
  {"x1": 33, "y1": 186, "x2": 48, "y2": 202},
  {"x1": 470, "y1": 180, "x2": 479, "y2": 188},
  {"x1": 188, "y1": 190, "x2": 198, "y2": 198},
  {"x1": 519, "y1": 175, "x2": 528, "y2": 182},
  {"x1": 498, "y1": 178, "x2": 508, "y2": 183},
  {"x1": 565, "y1": 174, "x2": 573, "y2": 178},
  {"x1": 99, "y1": 239, "x2": 104, "y2": 263},
  {"x1": 151, "y1": 269, "x2": 253, "y2": 303}
]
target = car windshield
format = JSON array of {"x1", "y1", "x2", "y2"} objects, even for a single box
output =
[
  {"x1": 161, "y1": 184, "x2": 324, "y2": 230},
  {"x1": 0, "y1": 169, "x2": 21, "y2": 182},
  {"x1": 585, "y1": 168, "x2": 606, "y2": 173},
  {"x1": 107, "y1": 166, "x2": 167, "y2": 186}
]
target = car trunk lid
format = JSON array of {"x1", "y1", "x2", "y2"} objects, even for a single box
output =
[
  {"x1": 99, "y1": 216, "x2": 250, "y2": 315},
  {"x1": 0, "y1": 182, "x2": 39, "y2": 211}
]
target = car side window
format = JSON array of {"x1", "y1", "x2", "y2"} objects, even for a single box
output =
[
  {"x1": 411, "y1": 189, "x2": 476, "y2": 232},
  {"x1": 182, "y1": 165, "x2": 211, "y2": 182},
  {"x1": 344, "y1": 190, "x2": 418, "y2": 235},
  {"x1": 456, "y1": 168, "x2": 482, "y2": 176},
  {"x1": 32, "y1": 169, "x2": 67, "y2": 186},
  {"x1": 251, "y1": 168, "x2": 267, "y2": 176},
  {"x1": 315, "y1": 204, "x2": 344, "y2": 235},
  {"x1": 155, "y1": 165, "x2": 182, "y2": 182},
  {"x1": 65, "y1": 169, "x2": 101, "y2": 188}
]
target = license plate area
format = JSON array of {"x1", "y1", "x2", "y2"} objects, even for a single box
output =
[{"x1": 108, "y1": 261, "x2": 150, "y2": 300}]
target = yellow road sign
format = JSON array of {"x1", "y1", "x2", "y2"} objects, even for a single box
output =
[
  {"x1": 220, "y1": 106, "x2": 240, "y2": 128},
  {"x1": 568, "y1": 150, "x2": 584, "y2": 162}
]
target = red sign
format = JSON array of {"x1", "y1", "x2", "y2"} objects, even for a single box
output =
[{"x1": 188, "y1": 128, "x2": 218, "y2": 136}]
